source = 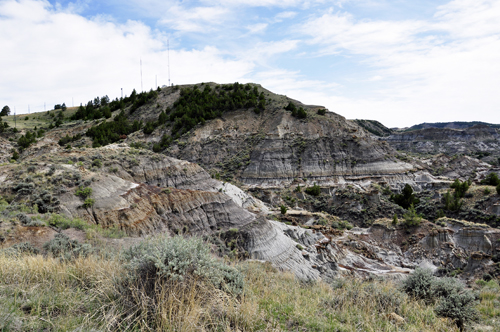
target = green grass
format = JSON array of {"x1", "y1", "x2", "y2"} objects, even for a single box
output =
[
  {"x1": 476, "y1": 280, "x2": 500, "y2": 330},
  {"x1": 1, "y1": 107, "x2": 78, "y2": 131},
  {"x1": 0, "y1": 252, "x2": 462, "y2": 332}
]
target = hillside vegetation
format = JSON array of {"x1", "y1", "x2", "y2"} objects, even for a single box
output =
[{"x1": 2, "y1": 232, "x2": 497, "y2": 332}]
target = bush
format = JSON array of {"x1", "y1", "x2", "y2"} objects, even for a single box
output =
[
  {"x1": 400, "y1": 268, "x2": 435, "y2": 301},
  {"x1": 91, "y1": 159, "x2": 102, "y2": 168},
  {"x1": 122, "y1": 235, "x2": 243, "y2": 295},
  {"x1": 391, "y1": 184, "x2": 419, "y2": 209},
  {"x1": 83, "y1": 198, "x2": 95, "y2": 208},
  {"x1": 305, "y1": 183, "x2": 321, "y2": 196},
  {"x1": 401, "y1": 268, "x2": 479, "y2": 331},
  {"x1": 47, "y1": 214, "x2": 88, "y2": 230},
  {"x1": 497, "y1": 184, "x2": 500, "y2": 195},
  {"x1": 481, "y1": 172, "x2": 500, "y2": 186},
  {"x1": 435, "y1": 289, "x2": 478, "y2": 331},
  {"x1": 75, "y1": 187, "x2": 92, "y2": 198},
  {"x1": 317, "y1": 109, "x2": 326, "y2": 115},
  {"x1": 403, "y1": 204, "x2": 422, "y2": 227},
  {"x1": 450, "y1": 179, "x2": 469, "y2": 198},
  {"x1": 1, "y1": 242, "x2": 40, "y2": 256},
  {"x1": 280, "y1": 205, "x2": 287, "y2": 215},
  {"x1": 43, "y1": 233, "x2": 92, "y2": 260}
]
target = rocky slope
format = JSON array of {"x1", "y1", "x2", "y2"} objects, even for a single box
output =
[
  {"x1": 385, "y1": 125, "x2": 500, "y2": 165},
  {"x1": 163, "y1": 101, "x2": 414, "y2": 188}
]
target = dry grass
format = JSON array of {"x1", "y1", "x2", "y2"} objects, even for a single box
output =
[{"x1": 1, "y1": 251, "x2": 494, "y2": 331}]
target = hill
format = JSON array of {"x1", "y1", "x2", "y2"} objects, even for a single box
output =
[{"x1": 406, "y1": 121, "x2": 500, "y2": 131}]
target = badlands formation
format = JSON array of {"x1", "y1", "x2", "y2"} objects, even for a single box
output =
[{"x1": 0, "y1": 82, "x2": 499, "y2": 283}]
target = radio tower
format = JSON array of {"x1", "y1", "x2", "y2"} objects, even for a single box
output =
[{"x1": 168, "y1": 39, "x2": 171, "y2": 86}]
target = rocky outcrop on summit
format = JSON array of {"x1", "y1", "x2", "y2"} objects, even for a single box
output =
[{"x1": 166, "y1": 107, "x2": 413, "y2": 188}]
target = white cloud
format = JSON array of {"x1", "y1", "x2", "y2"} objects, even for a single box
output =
[
  {"x1": 0, "y1": 0, "x2": 253, "y2": 113},
  {"x1": 297, "y1": 1, "x2": 500, "y2": 126},
  {"x1": 274, "y1": 11, "x2": 298, "y2": 21},
  {"x1": 158, "y1": 5, "x2": 230, "y2": 32},
  {"x1": 245, "y1": 23, "x2": 268, "y2": 34}
]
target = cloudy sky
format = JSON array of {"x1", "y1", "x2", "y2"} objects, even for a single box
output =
[{"x1": 1, "y1": 0, "x2": 499, "y2": 127}]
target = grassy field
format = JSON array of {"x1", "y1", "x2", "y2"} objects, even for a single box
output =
[
  {"x1": 2, "y1": 245, "x2": 497, "y2": 331},
  {"x1": 1, "y1": 107, "x2": 78, "y2": 131}
]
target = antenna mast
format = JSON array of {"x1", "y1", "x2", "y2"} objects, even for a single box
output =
[{"x1": 168, "y1": 39, "x2": 171, "y2": 86}]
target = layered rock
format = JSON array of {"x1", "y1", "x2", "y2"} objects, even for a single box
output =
[
  {"x1": 385, "y1": 125, "x2": 500, "y2": 164},
  {"x1": 166, "y1": 106, "x2": 414, "y2": 188}
]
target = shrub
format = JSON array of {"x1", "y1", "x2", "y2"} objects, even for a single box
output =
[
  {"x1": 390, "y1": 184, "x2": 419, "y2": 209},
  {"x1": 317, "y1": 109, "x2": 326, "y2": 115},
  {"x1": 75, "y1": 187, "x2": 92, "y2": 198},
  {"x1": 481, "y1": 172, "x2": 500, "y2": 186},
  {"x1": 122, "y1": 235, "x2": 243, "y2": 295},
  {"x1": 401, "y1": 268, "x2": 479, "y2": 331},
  {"x1": 450, "y1": 179, "x2": 469, "y2": 198},
  {"x1": 443, "y1": 190, "x2": 463, "y2": 211},
  {"x1": 305, "y1": 183, "x2": 321, "y2": 196},
  {"x1": 48, "y1": 214, "x2": 88, "y2": 230},
  {"x1": 280, "y1": 205, "x2": 287, "y2": 215},
  {"x1": 403, "y1": 204, "x2": 422, "y2": 227},
  {"x1": 83, "y1": 198, "x2": 95, "y2": 208},
  {"x1": 497, "y1": 184, "x2": 500, "y2": 195},
  {"x1": 392, "y1": 214, "x2": 398, "y2": 225},
  {"x1": 91, "y1": 159, "x2": 102, "y2": 168},
  {"x1": 435, "y1": 289, "x2": 478, "y2": 331},
  {"x1": 43, "y1": 233, "x2": 92, "y2": 259},
  {"x1": 400, "y1": 268, "x2": 435, "y2": 301},
  {"x1": 1, "y1": 242, "x2": 40, "y2": 256}
]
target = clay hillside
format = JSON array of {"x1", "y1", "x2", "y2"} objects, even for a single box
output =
[{"x1": 1, "y1": 82, "x2": 500, "y2": 331}]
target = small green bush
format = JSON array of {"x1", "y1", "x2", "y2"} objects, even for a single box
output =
[
  {"x1": 401, "y1": 268, "x2": 479, "y2": 331},
  {"x1": 481, "y1": 172, "x2": 500, "y2": 186},
  {"x1": 400, "y1": 268, "x2": 435, "y2": 301},
  {"x1": 390, "y1": 184, "x2": 419, "y2": 209},
  {"x1": 122, "y1": 235, "x2": 244, "y2": 295},
  {"x1": 91, "y1": 159, "x2": 102, "y2": 168},
  {"x1": 1, "y1": 242, "x2": 40, "y2": 256},
  {"x1": 392, "y1": 214, "x2": 398, "y2": 225},
  {"x1": 83, "y1": 198, "x2": 95, "y2": 208},
  {"x1": 305, "y1": 183, "x2": 321, "y2": 196},
  {"x1": 280, "y1": 205, "x2": 287, "y2": 215},
  {"x1": 435, "y1": 289, "x2": 478, "y2": 331},
  {"x1": 75, "y1": 187, "x2": 92, "y2": 198},
  {"x1": 403, "y1": 204, "x2": 422, "y2": 227},
  {"x1": 48, "y1": 214, "x2": 88, "y2": 230},
  {"x1": 43, "y1": 233, "x2": 92, "y2": 260}
]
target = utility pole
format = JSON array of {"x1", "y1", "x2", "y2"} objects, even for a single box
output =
[
  {"x1": 121, "y1": 88, "x2": 123, "y2": 99},
  {"x1": 14, "y1": 107, "x2": 16, "y2": 128},
  {"x1": 168, "y1": 39, "x2": 171, "y2": 87}
]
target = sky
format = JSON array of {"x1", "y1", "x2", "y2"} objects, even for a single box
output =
[{"x1": 1, "y1": 0, "x2": 499, "y2": 127}]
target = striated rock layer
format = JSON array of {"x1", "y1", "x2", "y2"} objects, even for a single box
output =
[{"x1": 165, "y1": 106, "x2": 414, "y2": 188}]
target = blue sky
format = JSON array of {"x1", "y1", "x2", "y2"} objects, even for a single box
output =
[{"x1": 1, "y1": 0, "x2": 499, "y2": 127}]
